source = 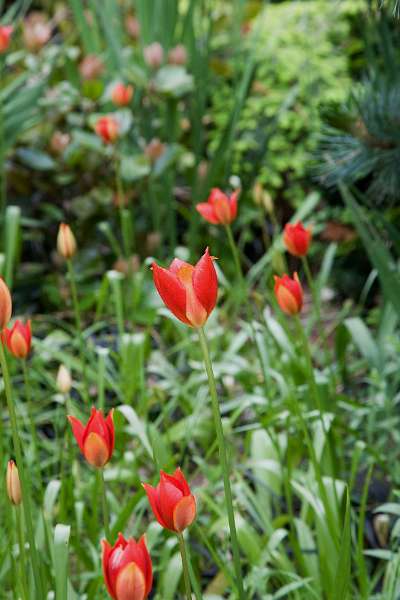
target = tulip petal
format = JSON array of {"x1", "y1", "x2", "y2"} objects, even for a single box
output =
[
  {"x1": 83, "y1": 432, "x2": 110, "y2": 467},
  {"x1": 196, "y1": 203, "x2": 219, "y2": 224},
  {"x1": 152, "y1": 262, "x2": 191, "y2": 325},
  {"x1": 106, "y1": 409, "x2": 115, "y2": 454},
  {"x1": 159, "y1": 474, "x2": 184, "y2": 530},
  {"x1": 67, "y1": 416, "x2": 85, "y2": 453},
  {"x1": 142, "y1": 483, "x2": 168, "y2": 529},
  {"x1": 102, "y1": 539, "x2": 116, "y2": 597},
  {"x1": 192, "y1": 248, "x2": 218, "y2": 316},
  {"x1": 173, "y1": 494, "x2": 196, "y2": 532},
  {"x1": 115, "y1": 562, "x2": 146, "y2": 600},
  {"x1": 230, "y1": 190, "x2": 240, "y2": 221}
]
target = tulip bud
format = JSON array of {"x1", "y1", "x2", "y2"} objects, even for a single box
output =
[
  {"x1": 57, "y1": 223, "x2": 77, "y2": 259},
  {"x1": 283, "y1": 222, "x2": 312, "y2": 257},
  {"x1": 143, "y1": 42, "x2": 164, "y2": 69},
  {"x1": 56, "y1": 364, "x2": 72, "y2": 394},
  {"x1": 23, "y1": 12, "x2": 51, "y2": 52},
  {"x1": 274, "y1": 272, "x2": 303, "y2": 315},
  {"x1": 79, "y1": 54, "x2": 104, "y2": 80},
  {"x1": 50, "y1": 131, "x2": 70, "y2": 154},
  {"x1": 196, "y1": 188, "x2": 239, "y2": 225},
  {"x1": 0, "y1": 25, "x2": 13, "y2": 53},
  {"x1": 125, "y1": 15, "x2": 140, "y2": 40},
  {"x1": 111, "y1": 83, "x2": 134, "y2": 107},
  {"x1": 94, "y1": 115, "x2": 119, "y2": 144},
  {"x1": 144, "y1": 138, "x2": 165, "y2": 162},
  {"x1": 6, "y1": 460, "x2": 21, "y2": 505},
  {"x1": 102, "y1": 533, "x2": 153, "y2": 599},
  {"x1": 168, "y1": 44, "x2": 187, "y2": 66},
  {"x1": 143, "y1": 468, "x2": 196, "y2": 533},
  {"x1": 2, "y1": 320, "x2": 32, "y2": 359},
  {"x1": 0, "y1": 279, "x2": 12, "y2": 330},
  {"x1": 68, "y1": 407, "x2": 115, "y2": 468}
]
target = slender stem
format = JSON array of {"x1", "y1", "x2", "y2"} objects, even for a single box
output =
[
  {"x1": 22, "y1": 360, "x2": 39, "y2": 466},
  {"x1": 302, "y1": 256, "x2": 336, "y2": 391},
  {"x1": 197, "y1": 327, "x2": 246, "y2": 600},
  {"x1": 15, "y1": 505, "x2": 29, "y2": 600},
  {"x1": 0, "y1": 56, "x2": 6, "y2": 221},
  {"x1": 178, "y1": 533, "x2": 193, "y2": 600},
  {"x1": 225, "y1": 224, "x2": 244, "y2": 291},
  {"x1": 66, "y1": 259, "x2": 89, "y2": 401},
  {"x1": 99, "y1": 468, "x2": 111, "y2": 541},
  {"x1": 0, "y1": 343, "x2": 45, "y2": 596}
]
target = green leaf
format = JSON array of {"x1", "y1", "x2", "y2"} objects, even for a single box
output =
[
  {"x1": 54, "y1": 524, "x2": 71, "y2": 600},
  {"x1": 332, "y1": 488, "x2": 351, "y2": 600},
  {"x1": 344, "y1": 317, "x2": 382, "y2": 372},
  {"x1": 16, "y1": 148, "x2": 56, "y2": 171},
  {"x1": 120, "y1": 155, "x2": 151, "y2": 182}
]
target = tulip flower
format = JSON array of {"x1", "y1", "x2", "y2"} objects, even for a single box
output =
[
  {"x1": 196, "y1": 188, "x2": 239, "y2": 225},
  {"x1": 142, "y1": 468, "x2": 196, "y2": 533},
  {"x1": 2, "y1": 320, "x2": 32, "y2": 359},
  {"x1": 0, "y1": 278, "x2": 12, "y2": 329},
  {"x1": 168, "y1": 44, "x2": 187, "y2": 66},
  {"x1": 143, "y1": 42, "x2": 164, "y2": 69},
  {"x1": 56, "y1": 364, "x2": 72, "y2": 394},
  {"x1": 57, "y1": 223, "x2": 77, "y2": 259},
  {"x1": 111, "y1": 83, "x2": 134, "y2": 107},
  {"x1": 274, "y1": 273, "x2": 303, "y2": 315},
  {"x1": 102, "y1": 533, "x2": 153, "y2": 600},
  {"x1": 283, "y1": 222, "x2": 312, "y2": 257},
  {"x1": 95, "y1": 115, "x2": 119, "y2": 144},
  {"x1": 6, "y1": 460, "x2": 21, "y2": 505},
  {"x1": 68, "y1": 407, "x2": 115, "y2": 468},
  {"x1": 152, "y1": 248, "x2": 217, "y2": 328},
  {"x1": 0, "y1": 25, "x2": 13, "y2": 53}
]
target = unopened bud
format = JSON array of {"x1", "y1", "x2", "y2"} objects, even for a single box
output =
[
  {"x1": 0, "y1": 278, "x2": 12, "y2": 329},
  {"x1": 56, "y1": 364, "x2": 72, "y2": 394},
  {"x1": 6, "y1": 460, "x2": 21, "y2": 505},
  {"x1": 57, "y1": 223, "x2": 77, "y2": 259}
]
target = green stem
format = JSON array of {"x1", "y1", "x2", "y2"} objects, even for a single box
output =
[
  {"x1": 197, "y1": 327, "x2": 246, "y2": 600},
  {"x1": 225, "y1": 224, "x2": 243, "y2": 287},
  {"x1": 0, "y1": 56, "x2": 6, "y2": 221},
  {"x1": 15, "y1": 505, "x2": 29, "y2": 600},
  {"x1": 22, "y1": 360, "x2": 39, "y2": 466},
  {"x1": 66, "y1": 259, "x2": 89, "y2": 401},
  {"x1": 99, "y1": 469, "x2": 111, "y2": 541},
  {"x1": 178, "y1": 533, "x2": 193, "y2": 600},
  {"x1": 0, "y1": 343, "x2": 45, "y2": 596}
]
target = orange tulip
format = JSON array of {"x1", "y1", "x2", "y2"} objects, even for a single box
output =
[
  {"x1": 111, "y1": 83, "x2": 134, "y2": 107},
  {"x1": 6, "y1": 460, "x2": 21, "y2": 505},
  {"x1": 283, "y1": 222, "x2": 312, "y2": 257},
  {"x1": 0, "y1": 278, "x2": 12, "y2": 329},
  {"x1": 152, "y1": 248, "x2": 217, "y2": 328},
  {"x1": 95, "y1": 115, "x2": 119, "y2": 144},
  {"x1": 2, "y1": 320, "x2": 32, "y2": 359},
  {"x1": 57, "y1": 223, "x2": 77, "y2": 259},
  {"x1": 196, "y1": 188, "x2": 239, "y2": 225},
  {"x1": 143, "y1": 469, "x2": 196, "y2": 533},
  {"x1": 0, "y1": 26, "x2": 13, "y2": 53},
  {"x1": 68, "y1": 407, "x2": 115, "y2": 468},
  {"x1": 274, "y1": 273, "x2": 303, "y2": 315}
]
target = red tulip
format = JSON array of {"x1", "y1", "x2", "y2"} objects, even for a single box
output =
[
  {"x1": 142, "y1": 468, "x2": 196, "y2": 533},
  {"x1": 196, "y1": 188, "x2": 239, "y2": 225},
  {"x1": 274, "y1": 273, "x2": 303, "y2": 315},
  {"x1": 111, "y1": 83, "x2": 134, "y2": 107},
  {"x1": 95, "y1": 115, "x2": 119, "y2": 144},
  {"x1": 68, "y1": 407, "x2": 115, "y2": 468},
  {"x1": 283, "y1": 222, "x2": 312, "y2": 257},
  {"x1": 152, "y1": 248, "x2": 217, "y2": 328},
  {"x1": 0, "y1": 26, "x2": 13, "y2": 53},
  {"x1": 2, "y1": 320, "x2": 32, "y2": 359},
  {"x1": 102, "y1": 533, "x2": 152, "y2": 600},
  {"x1": 0, "y1": 278, "x2": 12, "y2": 330}
]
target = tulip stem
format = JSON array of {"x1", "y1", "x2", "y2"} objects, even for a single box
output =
[
  {"x1": 178, "y1": 533, "x2": 193, "y2": 600},
  {"x1": 99, "y1": 469, "x2": 111, "y2": 542},
  {"x1": 0, "y1": 343, "x2": 45, "y2": 596},
  {"x1": 15, "y1": 505, "x2": 29, "y2": 600},
  {"x1": 198, "y1": 327, "x2": 246, "y2": 600},
  {"x1": 66, "y1": 259, "x2": 89, "y2": 402},
  {"x1": 22, "y1": 360, "x2": 39, "y2": 467},
  {"x1": 225, "y1": 224, "x2": 245, "y2": 300}
]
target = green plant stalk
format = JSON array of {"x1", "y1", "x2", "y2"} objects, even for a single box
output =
[
  {"x1": 301, "y1": 255, "x2": 336, "y2": 389},
  {"x1": 15, "y1": 505, "x2": 29, "y2": 600},
  {"x1": 225, "y1": 223, "x2": 245, "y2": 296},
  {"x1": 115, "y1": 164, "x2": 131, "y2": 258},
  {"x1": 99, "y1": 468, "x2": 111, "y2": 541},
  {"x1": 178, "y1": 533, "x2": 193, "y2": 600},
  {"x1": 22, "y1": 360, "x2": 39, "y2": 466},
  {"x1": 198, "y1": 327, "x2": 246, "y2": 600},
  {"x1": 66, "y1": 259, "x2": 89, "y2": 401},
  {"x1": 294, "y1": 315, "x2": 339, "y2": 511},
  {"x1": 0, "y1": 343, "x2": 45, "y2": 596}
]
